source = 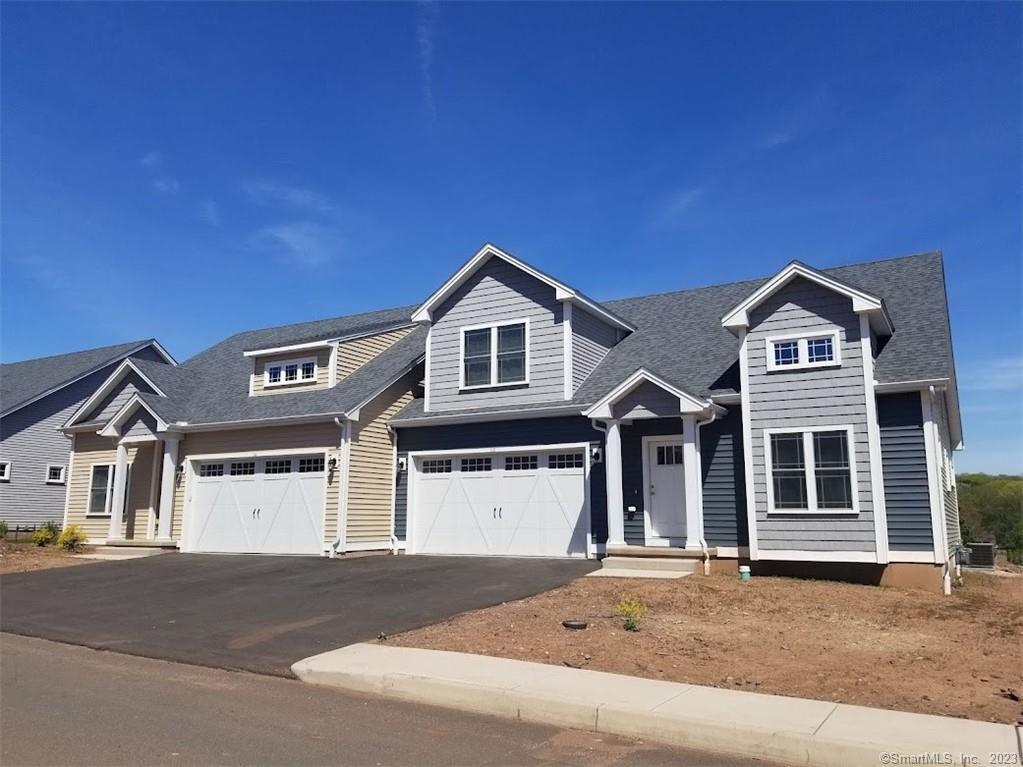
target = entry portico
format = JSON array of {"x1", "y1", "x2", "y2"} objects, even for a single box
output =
[{"x1": 584, "y1": 368, "x2": 723, "y2": 553}]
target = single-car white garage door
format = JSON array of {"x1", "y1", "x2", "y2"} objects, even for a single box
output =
[
  {"x1": 187, "y1": 454, "x2": 325, "y2": 555},
  {"x1": 411, "y1": 448, "x2": 588, "y2": 558}
]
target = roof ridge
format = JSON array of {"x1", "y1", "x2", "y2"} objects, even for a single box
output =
[
  {"x1": 0, "y1": 338, "x2": 154, "y2": 367},
  {"x1": 225, "y1": 304, "x2": 417, "y2": 341}
]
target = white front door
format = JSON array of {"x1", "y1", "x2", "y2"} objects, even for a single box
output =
[
  {"x1": 645, "y1": 438, "x2": 686, "y2": 543},
  {"x1": 411, "y1": 450, "x2": 588, "y2": 558},
  {"x1": 188, "y1": 455, "x2": 325, "y2": 555}
]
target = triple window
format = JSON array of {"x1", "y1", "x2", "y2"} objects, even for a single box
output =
[
  {"x1": 766, "y1": 331, "x2": 840, "y2": 371},
  {"x1": 461, "y1": 321, "x2": 528, "y2": 389},
  {"x1": 766, "y1": 428, "x2": 857, "y2": 514},
  {"x1": 265, "y1": 357, "x2": 317, "y2": 386}
]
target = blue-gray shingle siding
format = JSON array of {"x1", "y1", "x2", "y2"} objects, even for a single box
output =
[
  {"x1": 393, "y1": 416, "x2": 605, "y2": 541},
  {"x1": 701, "y1": 407, "x2": 748, "y2": 548},
  {"x1": 877, "y1": 392, "x2": 933, "y2": 551}
]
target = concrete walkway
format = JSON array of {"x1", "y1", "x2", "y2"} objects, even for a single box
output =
[{"x1": 293, "y1": 643, "x2": 1021, "y2": 767}]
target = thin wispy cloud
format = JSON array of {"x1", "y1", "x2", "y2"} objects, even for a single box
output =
[
  {"x1": 758, "y1": 130, "x2": 797, "y2": 150},
  {"x1": 656, "y1": 186, "x2": 706, "y2": 225},
  {"x1": 962, "y1": 357, "x2": 1023, "y2": 392},
  {"x1": 153, "y1": 177, "x2": 180, "y2": 195},
  {"x1": 417, "y1": 1, "x2": 440, "y2": 119},
  {"x1": 242, "y1": 180, "x2": 335, "y2": 214},
  {"x1": 199, "y1": 199, "x2": 221, "y2": 225},
  {"x1": 139, "y1": 150, "x2": 163, "y2": 169},
  {"x1": 251, "y1": 221, "x2": 342, "y2": 268}
]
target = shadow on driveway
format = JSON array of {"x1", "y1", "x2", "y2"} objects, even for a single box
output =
[{"x1": 1, "y1": 553, "x2": 596, "y2": 676}]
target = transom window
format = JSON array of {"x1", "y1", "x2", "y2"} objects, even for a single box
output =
[
  {"x1": 199, "y1": 463, "x2": 224, "y2": 477},
  {"x1": 0, "y1": 461, "x2": 10, "y2": 482},
  {"x1": 548, "y1": 453, "x2": 584, "y2": 469},
  {"x1": 46, "y1": 465, "x2": 67, "y2": 484},
  {"x1": 460, "y1": 457, "x2": 492, "y2": 472},
  {"x1": 656, "y1": 445, "x2": 684, "y2": 466},
  {"x1": 504, "y1": 455, "x2": 538, "y2": 471},
  {"x1": 265, "y1": 459, "x2": 292, "y2": 474},
  {"x1": 87, "y1": 464, "x2": 116, "y2": 515},
  {"x1": 461, "y1": 321, "x2": 528, "y2": 388},
  {"x1": 421, "y1": 459, "x2": 452, "y2": 474},
  {"x1": 230, "y1": 461, "x2": 255, "y2": 476},
  {"x1": 766, "y1": 427, "x2": 856, "y2": 514},
  {"x1": 298, "y1": 457, "x2": 325, "y2": 473},
  {"x1": 265, "y1": 357, "x2": 317, "y2": 387},
  {"x1": 766, "y1": 331, "x2": 841, "y2": 371}
]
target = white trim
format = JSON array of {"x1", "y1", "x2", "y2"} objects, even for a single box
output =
[
  {"x1": 562, "y1": 300, "x2": 573, "y2": 400},
  {"x1": 756, "y1": 549, "x2": 878, "y2": 563},
  {"x1": 604, "y1": 421, "x2": 625, "y2": 546},
  {"x1": 408, "y1": 441, "x2": 592, "y2": 459},
  {"x1": 108, "y1": 443, "x2": 129, "y2": 539},
  {"x1": 921, "y1": 389, "x2": 949, "y2": 565},
  {"x1": 458, "y1": 318, "x2": 530, "y2": 390},
  {"x1": 721, "y1": 261, "x2": 892, "y2": 334},
  {"x1": 411, "y1": 243, "x2": 635, "y2": 332},
  {"x1": 738, "y1": 330, "x2": 759, "y2": 560},
  {"x1": 423, "y1": 325, "x2": 433, "y2": 412},
  {"x1": 263, "y1": 356, "x2": 318, "y2": 388},
  {"x1": 764, "y1": 330, "x2": 842, "y2": 372},
  {"x1": 328, "y1": 342, "x2": 339, "y2": 388},
  {"x1": 582, "y1": 368, "x2": 715, "y2": 420},
  {"x1": 2, "y1": 340, "x2": 176, "y2": 419},
  {"x1": 763, "y1": 425, "x2": 860, "y2": 515},
  {"x1": 243, "y1": 339, "x2": 335, "y2": 358},
  {"x1": 166, "y1": 413, "x2": 344, "y2": 432},
  {"x1": 392, "y1": 403, "x2": 582, "y2": 428},
  {"x1": 860, "y1": 314, "x2": 889, "y2": 564},
  {"x1": 97, "y1": 394, "x2": 169, "y2": 438},
  {"x1": 641, "y1": 434, "x2": 686, "y2": 547},
  {"x1": 147, "y1": 441, "x2": 162, "y2": 539},
  {"x1": 889, "y1": 550, "x2": 939, "y2": 563},
  {"x1": 63, "y1": 358, "x2": 169, "y2": 429},
  {"x1": 337, "y1": 421, "x2": 353, "y2": 553},
  {"x1": 710, "y1": 393, "x2": 742, "y2": 405},
  {"x1": 62, "y1": 436, "x2": 75, "y2": 528},
  {"x1": 0, "y1": 460, "x2": 10, "y2": 482},
  {"x1": 874, "y1": 378, "x2": 950, "y2": 393},
  {"x1": 389, "y1": 429, "x2": 399, "y2": 550},
  {"x1": 85, "y1": 462, "x2": 116, "y2": 518},
  {"x1": 44, "y1": 464, "x2": 67, "y2": 485},
  {"x1": 186, "y1": 445, "x2": 335, "y2": 462}
]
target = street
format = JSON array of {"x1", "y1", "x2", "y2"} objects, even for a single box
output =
[{"x1": 1, "y1": 633, "x2": 773, "y2": 767}]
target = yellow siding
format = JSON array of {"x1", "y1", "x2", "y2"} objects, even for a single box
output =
[
  {"x1": 250, "y1": 347, "x2": 332, "y2": 395},
  {"x1": 337, "y1": 327, "x2": 414, "y2": 381},
  {"x1": 345, "y1": 373, "x2": 415, "y2": 544},
  {"x1": 66, "y1": 432, "x2": 157, "y2": 542},
  {"x1": 169, "y1": 422, "x2": 342, "y2": 548}
]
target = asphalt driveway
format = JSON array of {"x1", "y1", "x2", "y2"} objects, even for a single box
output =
[{"x1": 0, "y1": 553, "x2": 596, "y2": 676}]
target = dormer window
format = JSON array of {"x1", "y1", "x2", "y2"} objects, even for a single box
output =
[
  {"x1": 766, "y1": 331, "x2": 841, "y2": 371},
  {"x1": 460, "y1": 320, "x2": 529, "y2": 389},
  {"x1": 265, "y1": 357, "x2": 317, "y2": 387}
]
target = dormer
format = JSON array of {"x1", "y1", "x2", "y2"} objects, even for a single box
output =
[{"x1": 412, "y1": 244, "x2": 633, "y2": 412}]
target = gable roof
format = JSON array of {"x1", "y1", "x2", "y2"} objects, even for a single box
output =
[
  {"x1": 0, "y1": 339, "x2": 175, "y2": 418},
  {"x1": 411, "y1": 243, "x2": 636, "y2": 332}
]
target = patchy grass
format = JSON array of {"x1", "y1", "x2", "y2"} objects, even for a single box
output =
[
  {"x1": 0, "y1": 540, "x2": 98, "y2": 574},
  {"x1": 388, "y1": 571, "x2": 1023, "y2": 724}
]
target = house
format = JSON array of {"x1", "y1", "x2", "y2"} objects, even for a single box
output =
[
  {"x1": 60, "y1": 244, "x2": 963, "y2": 593},
  {"x1": 0, "y1": 340, "x2": 175, "y2": 527}
]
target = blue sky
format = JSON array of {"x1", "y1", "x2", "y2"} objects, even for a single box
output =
[{"x1": 2, "y1": 2, "x2": 1020, "y2": 473}]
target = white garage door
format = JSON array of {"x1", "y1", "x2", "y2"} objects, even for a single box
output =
[
  {"x1": 411, "y1": 449, "x2": 588, "y2": 558},
  {"x1": 188, "y1": 455, "x2": 325, "y2": 555}
]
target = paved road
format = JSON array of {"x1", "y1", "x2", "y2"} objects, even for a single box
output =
[
  {"x1": 1, "y1": 634, "x2": 771, "y2": 767},
  {"x1": 0, "y1": 553, "x2": 596, "y2": 676}
]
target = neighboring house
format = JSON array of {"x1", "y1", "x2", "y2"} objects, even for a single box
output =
[
  {"x1": 0, "y1": 340, "x2": 176, "y2": 527},
  {"x1": 61, "y1": 244, "x2": 963, "y2": 593}
]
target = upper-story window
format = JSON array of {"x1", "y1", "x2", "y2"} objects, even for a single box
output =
[
  {"x1": 265, "y1": 357, "x2": 317, "y2": 387},
  {"x1": 765, "y1": 331, "x2": 841, "y2": 371},
  {"x1": 460, "y1": 320, "x2": 528, "y2": 389}
]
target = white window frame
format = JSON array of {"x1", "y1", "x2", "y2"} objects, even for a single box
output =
[
  {"x1": 458, "y1": 318, "x2": 530, "y2": 390},
  {"x1": 765, "y1": 330, "x2": 842, "y2": 371},
  {"x1": 763, "y1": 425, "x2": 860, "y2": 515},
  {"x1": 0, "y1": 461, "x2": 10, "y2": 482},
  {"x1": 45, "y1": 464, "x2": 67, "y2": 485},
  {"x1": 87, "y1": 463, "x2": 116, "y2": 517},
  {"x1": 263, "y1": 356, "x2": 318, "y2": 387}
]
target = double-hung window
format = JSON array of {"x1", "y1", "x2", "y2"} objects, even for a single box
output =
[
  {"x1": 461, "y1": 321, "x2": 528, "y2": 388},
  {"x1": 0, "y1": 461, "x2": 10, "y2": 482},
  {"x1": 765, "y1": 427, "x2": 857, "y2": 513},
  {"x1": 265, "y1": 357, "x2": 317, "y2": 387},
  {"x1": 87, "y1": 464, "x2": 116, "y2": 516},
  {"x1": 766, "y1": 331, "x2": 840, "y2": 371}
]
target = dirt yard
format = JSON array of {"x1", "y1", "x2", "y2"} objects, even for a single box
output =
[
  {"x1": 0, "y1": 540, "x2": 97, "y2": 574},
  {"x1": 388, "y1": 571, "x2": 1023, "y2": 724}
]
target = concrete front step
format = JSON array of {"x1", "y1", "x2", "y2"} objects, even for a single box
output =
[
  {"x1": 605, "y1": 545, "x2": 715, "y2": 559},
  {"x1": 78, "y1": 545, "x2": 173, "y2": 561},
  {"x1": 587, "y1": 568, "x2": 692, "y2": 580},
  {"x1": 600, "y1": 555, "x2": 698, "y2": 573}
]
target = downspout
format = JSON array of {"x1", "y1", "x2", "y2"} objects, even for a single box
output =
[
  {"x1": 330, "y1": 416, "x2": 346, "y2": 558},
  {"x1": 387, "y1": 423, "x2": 399, "y2": 554},
  {"x1": 694, "y1": 407, "x2": 721, "y2": 575},
  {"x1": 929, "y1": 385, "x2": 953, "y2": 595}
]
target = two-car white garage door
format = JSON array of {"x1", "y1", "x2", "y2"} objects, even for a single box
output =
[
  {"x1": 187, "y1": 454, "x2": 325, "y2": 555},
  {"x1": 410, "y1": 448, "x2": 589, "y2": 558}
]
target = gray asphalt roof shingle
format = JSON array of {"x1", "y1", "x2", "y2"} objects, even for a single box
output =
[{"x1": 0, "y1": 340, "x2": 162, "y2": 417}]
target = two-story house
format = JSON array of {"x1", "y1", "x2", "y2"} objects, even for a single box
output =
[{"x1": 62, "y1": 244, "x2": 963, "y2": 593}]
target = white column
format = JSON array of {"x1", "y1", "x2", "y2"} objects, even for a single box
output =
[
  {"x1": 604, "y1": 419, "x2": 625, "y2": 546},
  {"x1": 682, "y1": 415, "x2": 704, "y2": 551},
  {"x1": 108, "y1": 442, "x2": 129, "y2": 540},
  {"x1": 157, "y1": 436, "x2": 180, "y2": 541}
]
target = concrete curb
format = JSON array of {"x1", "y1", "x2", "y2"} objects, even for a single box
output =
[{"x1": 292, "y1": 643, "x2": 1021, "y2": 767}]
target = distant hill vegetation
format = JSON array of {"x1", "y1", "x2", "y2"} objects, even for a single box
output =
[{"x1": 957, "y1": 473, "x2": 1023, "y2": 563}]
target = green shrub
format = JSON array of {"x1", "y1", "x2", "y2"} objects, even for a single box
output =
[
  {"x1": 43, "y1": 520, "x2": 60, "y2": 537},
  {"x1": 57, "y1": 525, "x2": 86, "y2": 552},
  {"x1": 0, "y1": 520, "x2": 8, "y2": 539},
  {"x1": 614, "y1": 595, "x2": 649, "y2": 632},
  {"x1": 33, "y1": 528, "x2": 56, "y2": 547}
]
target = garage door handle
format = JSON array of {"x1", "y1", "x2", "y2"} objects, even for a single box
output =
[
  {"x1": 498, "y1": 507, "x2": 502, "y2": 519},
  {"x1": 492, "y1": 507, "x2": 496, "y2": 519}
]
